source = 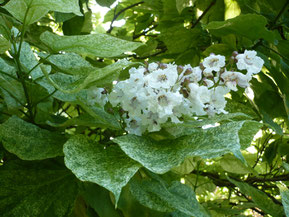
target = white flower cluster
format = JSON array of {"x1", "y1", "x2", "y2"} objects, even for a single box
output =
[{"x1": 108, "y1": 50, "x2": 264, "y2": 135}]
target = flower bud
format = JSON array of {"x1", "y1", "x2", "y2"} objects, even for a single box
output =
[
  {"x1": 181, "y1": 78, "x2": 190, "y2": 88},
  {"x1": 177, "y1": 65, "x2": 184, "y2": 74},
  {"x1": 159, "y1": 63, "x2": 167, "y2": 69},
  {"x1": 184, "y1": 68, "x2": 192, "y2": 75},
  {"x1": 232, "y1": 51, "x2": 238, "y2": 57},
  {"x1": 181, "y1": 88, "x2": 189, "y2": 98},
  {"x1": 199, "y1": 63, "x2": 205, "y2": 70}
]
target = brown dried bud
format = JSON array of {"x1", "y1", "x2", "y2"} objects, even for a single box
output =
[
  {"x1": 182, "y1": 89, "x2": 189, "y2": 98},
  {"x1": 159, "y1": 63, "x2": 167, "y2": 69},
  {"x1": 199, "y1": 63, "x2": 205, "y2": 70},
  {"x1": 184, "y1": 68, "x2": 193, "y2": 75},
  {"x1": 232, "y1": 51, "x2": 238, "y2": 57},
  {"x1": 182, "y1": 78, "x2": 190, "y2": 88},
  {"x1": 177, "y1": 65, "x2": 184, "y2": 74}
]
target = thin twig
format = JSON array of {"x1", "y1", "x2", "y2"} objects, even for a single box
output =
[
  {"x1": 107, "y1": 1, "x2": 144, "y2": 33},
  {"x1": 131, "y1": 48, "x2": 167, "y2": 59},
  {"x1": 11, "y1": 3, "x2": 35, "y2": 123},
  {"x1": 27, "y1": 54, "x2": 52, "y2": 75},
  {"x1": 191, "y1": 0, "x2": 216, "y2": 29},
  {"x1": 133, "y1": 24, "x2": 158, "y2": 39},
  {"x1": 33, "y1": 89, "x2": 57, "y2": 106},
  {"x1": 272, "y1": 0, "x2": 289, "y2": 27}
]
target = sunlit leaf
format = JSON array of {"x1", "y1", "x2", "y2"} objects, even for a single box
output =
[
  {"x1": 3, "y1": 0, "x2": 82, "y2": 25},
  {"x1": 40, "y1": 31, "x2": 142, "y2": 58},
  {"x1": 114, "y1": 121, "x2": 246, "y2": 174}
]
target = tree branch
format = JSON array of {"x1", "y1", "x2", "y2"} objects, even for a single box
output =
[
  {"x1": 133, "y1": 24, "x2": 157, "y2": 40},
  {"x1": 272, "y1": 0, "x2": 289, "y2": 27},
  {"x1": 191, "y1": 0, "x2": 216, "y2": 29},
  {"x1": 107, "y1": 1, "x2": 144, "y2": 34}
]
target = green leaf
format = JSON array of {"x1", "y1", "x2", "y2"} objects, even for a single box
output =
[
  {"x1": 164, "y1": 113, "x2": 252, "y2": 138},
  {"x1": 81, "y1": 183, "x2": 122, "y2": 217},
  {"x1": 220, "y1": 154, "x2": 255, "y2": 174},
  {"x1": 19, "y1": 42, "x2": 43, "y2": 80},
  {"x1": 37, "y1": 79, "x2": 122, "y2": 130},
  {"x1": 228, "y1": 177, "x2": 284, "y2": 217},
  {"x1": 185, "y1": 174, "x2": 216, "y2": 195},
  {"x1": 40, "y1": 31, "x2": 142, "y2": 58},
  {"x1": 159, "y1": 26, "x2": 201, "y2": 54},
  {"x1": 238, "y1": 120, "x2": 262, "y2": 148},
  {"x1": 47, "y1": 113, "x2": 119, "y2": 129},
  {"x1": 95, "y1": 0, "x2": 116, "y2": 7},
  {"x1": 0, "y1": 61, "x2": 25, "y2": 112},
  {"x1": 63, "y1": 135, "x2": 141, "y2": 203},
  {"x1": 0, "y1": 35, "x2": 10, "y2": 54},
  {"x1": 171, "y1": 156, "x2": 198, "y2": 175},
  {"x1": 63, "y1": 11, "x2": 93, "y2": 35},
  {"x1": 0, "y1": 116, "x2": 66, "y2": 160},
  {"x1": 118, "y1": 184, "x2": 167, "y2": 217},
  {"x1": 278, "y1": 184, "x2": 289, "y2": 217},
  {"x1": 114, "y1": 121, "x2": 246, "y2": 174},
  {"x1": 38, "y1": 52, "x2": 95, "y2": 75},
  {"x1": 203, "y1": 43, "x2": 234, "y2": 57},
  {"x1": 130, "y1": 178, "x2": 209, "y2": 216},
  {"x1": 283, "y1": 162, "x2": 289, "y2": 172},
  {"x1": 3, "y1": 0, "x2": 82, "y2": 25},
  {"x1": 77, "y1": 102, "x2": 122, "y2": 130},
  {"x1": 0, "y1": 58, "x2": 17, "y2": 76},
  {"x1": 41, "y1": 59, "x2": 140, "y2": 93},
  {"x1": 206, "y1": 14, "x2": 275, "y2": 42},
  {"x1": 176, "y1": 0, "x2": 194, "y2": 14},
  {"x1": 0, "y1": 159, "x2": 78, "y2": 217}
]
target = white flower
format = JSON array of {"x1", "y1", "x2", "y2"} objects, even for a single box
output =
[
  {"x1": 140, "y1": 111, "x2": 163, "y2": 132},
  {"x1": 202, "y1": 54, "x2": 225, "y2": 77},
  {"x1": 203, "y1": 79, "x2": 214, "y2": 88},
  {"x1": 221, "y1": 70, "x2": 251, "y2": 91},
  {"x1": 207, "y1": 86, "x2": 229, "y2": 115},
  {"x1": 124, "y1": 116, "x2": 144, "y2": 136},
  {"x1": 87, "y1": 87, "x2": 108, "y2": 106},
  {"x1": 148, "y1": 62, "x2": 159, "y2": 72},
  {"x1": 188, "y1": 83, "x2": 210, "y2": 115},
  {"x1": 181, "y1": 66, "x2": 202, "y2": 83},
  {"x1": 108, "y1": 55, "x2": 259, "y2": 135},
  {"x1": 129, "y1": 67, "x2": 146, "y2": 85},
  {"x1": 236, "y1": 50, "x2": 264, "y2": 74},
  {"x1": 148, "y1": 89, "x2": 183, "y2": 118},
  {"x1": 147, "y1": 65, "x2": 178, "y2": 89},
  {"x1": 108, "y1": 81, "x2": 126, "y2": 106}
]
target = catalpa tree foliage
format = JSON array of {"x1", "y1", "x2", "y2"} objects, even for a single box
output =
[{"x1": 0, "y1": 0, "x2": 289, "y2": 216}]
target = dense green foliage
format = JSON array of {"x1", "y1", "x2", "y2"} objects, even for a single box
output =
[{"x1": 0, "y1": 0, "x2": 289, "y2": 216}]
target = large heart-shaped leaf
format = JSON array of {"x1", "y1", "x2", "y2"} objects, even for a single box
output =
[
  {"x1": 114, "y1": 121, "x2": 247, "y2": 174},
  {"x1": 63, "y1": 135, "x2": 141, "y2": 203},
  {"x1": 0, "y1": 116, "x2": 66, "y2": 160},
  {"x1": 0, "y1": 159, "x2": 78, "y2": 217},
  {"x1": 40, "y1": 31, "x2": 142, "y2": 58}
]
